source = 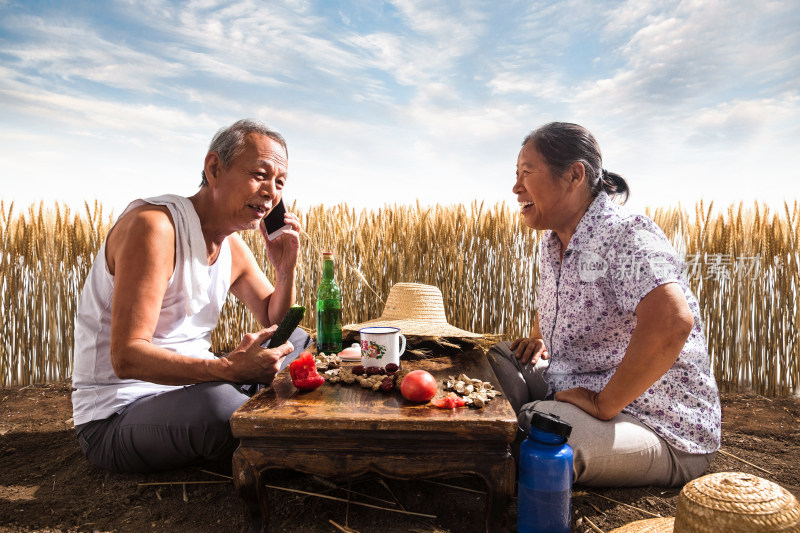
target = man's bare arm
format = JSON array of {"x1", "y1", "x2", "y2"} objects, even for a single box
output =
[
  {"x1": 108, "y1": 207, "x2": 289, "y2": 385},
  {"x1": 229, "y1": 212, "x2": 300, "y2": 327}
]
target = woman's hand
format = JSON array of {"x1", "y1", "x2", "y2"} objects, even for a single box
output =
[
  {"x1": 509, "y1": 336, "x2": 550, "y2": 365},
  {"x1": 260, "y1": 211, "x2": 301, "y2": 277},
  {"x1": 555, "y1": 387, "x2": 613, "y2": 420}
]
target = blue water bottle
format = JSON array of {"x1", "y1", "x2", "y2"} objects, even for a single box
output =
[{"x1": 517, "y1": 411, "x2": 574, "y2": 533}]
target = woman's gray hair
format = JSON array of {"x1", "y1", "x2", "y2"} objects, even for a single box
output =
[
  {"x1": 522, "y1": 122, "x2": 629, "y2": 202},
  {"x1": 200, "y1": 119, "x2": 288, "y2": 187}
]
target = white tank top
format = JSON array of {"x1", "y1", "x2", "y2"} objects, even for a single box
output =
[{"x1": 71, "y1": 198, "x2": 232, "y2": 425}]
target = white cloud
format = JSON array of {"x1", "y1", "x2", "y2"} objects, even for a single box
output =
[
  {"x1": 0, "y1": 0, "x2": 797, "y2": 216},
  {"x1": 567, "y1": 0, "x2": 800, "y2": 150},
  {"x1": 488, "y1": 72, "x2": 566, "y2": 101},
  {"x1": 0, "y1": 82, "x2": 217, "y2": 142},
  {"x1": 480, "y1": 1, "x2": 607, "y2": 119},
  {"x1": 399, "y1": 0, "x2": 489, "y2": 37},
  {"x1": 685, "y1": 98, "x2": 797, "y2": 146},
  {"x1": 0, "y1": 14, "x2": 185, "y2": 93},
  {"x1": 583, "y1": 1, "x2": 799, "y2": 111},
  {"x1": 119, "y1": 0, "x2": 365, "y2": 87},
  {"x1": 604, "y1": 0, "x2": 671, "y2": 33},
  {"x1": 342, "y1": 1, "x2": 486, "y2": 87},
  {"x1": 505, "y1": 0, "x2": 608, "y2": 60},
  {"x1": 597, "y1": 94, "x2": 800, "y2": 213},
  {"x1": 170, "y1": 49, "x2": 284, "y2": 86}
]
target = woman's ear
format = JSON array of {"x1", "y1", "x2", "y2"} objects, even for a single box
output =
[{"x1": 568, "y1": 161, "x2": 586, "y2": 188}]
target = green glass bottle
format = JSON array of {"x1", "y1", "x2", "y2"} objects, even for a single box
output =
[{"x1": 316, "y1": 251, "x2": 342, "y2": 354}]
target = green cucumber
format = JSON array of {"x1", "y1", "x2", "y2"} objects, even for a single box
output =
[{"x1": 268, "y1": 304, "x2": 306, "y2": 347}]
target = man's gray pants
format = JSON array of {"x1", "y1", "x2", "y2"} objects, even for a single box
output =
[{"x1": 75, "y1": 328, "x2": 311, "y2": 473}]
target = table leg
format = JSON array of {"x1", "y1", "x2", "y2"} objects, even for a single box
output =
[
  {"x1": 476, "y1": 451, "x2": 516, "y2": 533},
  {"x1": 233, "y1": 448, "x2": 269, "y2": 533}
]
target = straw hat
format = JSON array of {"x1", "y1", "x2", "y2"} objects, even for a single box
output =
[
  {"x1": 608, "y1": 472, "x2": 800, "y2": 533},
  {"x1": 342, "y1": 283, "x2": 480, "y2": 338}
]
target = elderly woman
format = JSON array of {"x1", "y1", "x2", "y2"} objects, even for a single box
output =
[{"x1": 489, "y1": 122, "x2": 720, "y2": 487}]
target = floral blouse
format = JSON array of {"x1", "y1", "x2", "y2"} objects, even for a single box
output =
[{"x1": 538, "y1": 191, "x2": 721, "y2": 454}]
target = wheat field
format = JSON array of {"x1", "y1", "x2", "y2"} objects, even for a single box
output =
[{"x1": 1, "y1": 200, "x2": 798, "y2": 395}]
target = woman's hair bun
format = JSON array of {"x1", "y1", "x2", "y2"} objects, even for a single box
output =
[{"x1": 601, "y1": 169, "x2": 629, "y2": 202}]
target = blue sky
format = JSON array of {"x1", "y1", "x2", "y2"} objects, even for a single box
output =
[{"x1": 1, "y1": 0, "x2": 798, "y2": 217}]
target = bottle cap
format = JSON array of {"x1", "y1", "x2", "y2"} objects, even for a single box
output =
[
  {"x1": 531, "y1": 411, "x2": 572, "y2": 439},
  {"x1": 323, "y1": 252, "x2": 334, "y2": 258}
]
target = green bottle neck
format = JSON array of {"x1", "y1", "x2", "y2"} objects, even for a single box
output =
[{"x1": 322, "y1": 259, "x2": 335, "y2": 281}]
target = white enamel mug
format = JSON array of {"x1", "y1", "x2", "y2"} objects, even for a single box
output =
[{"x1": 359, "y1": 326, "x2": 406, "y2": 369}]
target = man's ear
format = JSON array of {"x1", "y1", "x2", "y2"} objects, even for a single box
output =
[{"x1": 204, "y1": 152, "x2": 222, "y2": 186}]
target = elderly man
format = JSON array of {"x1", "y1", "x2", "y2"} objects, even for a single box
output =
[{"x1": 72, "y1": 119, "x2": 311, "y2": 473}]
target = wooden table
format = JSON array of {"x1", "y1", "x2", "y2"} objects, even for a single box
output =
[{"x1": 230, "y1": 349, "x2": 518, "y2": 533}]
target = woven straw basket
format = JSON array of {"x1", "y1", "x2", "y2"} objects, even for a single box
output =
[
  {"x1": 609, "y1": 472, "x2": 800, "y2": 533},
  {"x1": 608, "y1": 517, "x2": 675, "y2": 533},
  {"x1": 673, "y1": 472, "x2": 800, "y2": 532},
  {"x1": 343, "y1": 283, "x2": 480, "y2": 338}
]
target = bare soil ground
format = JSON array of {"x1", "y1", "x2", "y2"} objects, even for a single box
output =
[{"x1": 1, "y1": 381, "x2": 798, "y2": 533}]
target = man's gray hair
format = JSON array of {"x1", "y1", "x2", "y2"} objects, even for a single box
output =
[{"x1": 200, "y1": 119, "x2": 288, "y2": 187}]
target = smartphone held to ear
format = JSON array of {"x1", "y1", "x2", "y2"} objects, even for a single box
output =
[{"x1": 262, "y1": 198, "x2": 291, "y2": 241}]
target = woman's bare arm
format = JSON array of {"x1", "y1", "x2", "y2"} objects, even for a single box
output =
[{"x1": 555, "y1": 282, "x2": 693, "y2": 420}]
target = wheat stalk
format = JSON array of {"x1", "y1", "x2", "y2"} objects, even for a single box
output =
[{"x1": 1, "y1": 200, "x2": 797, "y2": 394}]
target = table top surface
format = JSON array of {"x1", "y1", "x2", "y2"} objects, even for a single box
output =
[{"x1": 230, "y1": 349, "x2": 518, "y2": 442}]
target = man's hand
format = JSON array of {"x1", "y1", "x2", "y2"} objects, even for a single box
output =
[
  {"x1": 509, "y1": 336, "x2": 550, "y2": 365},
  {"x1": 229, "y1": 209, "x2": 300, "y2": 329},
  {"x1": 260, "y1": 211, "x2": 301, "y2": 277},
  {"x1": 220, "y1": 326, "x2": 295, "y2": 385},
  {"x1": 554, "y1": 387, "x2": 615, "y2": 421}
]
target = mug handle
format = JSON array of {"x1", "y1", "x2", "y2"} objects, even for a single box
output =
[{"x1": 398, "y1": 334, "x2": 406, "y2": 357}]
